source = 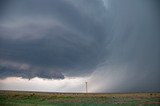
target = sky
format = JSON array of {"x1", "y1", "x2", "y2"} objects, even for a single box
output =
[{"x1": 0, "y1": 0, "x2": 160, "y2": 93}]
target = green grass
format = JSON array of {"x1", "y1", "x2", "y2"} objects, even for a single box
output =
[{"x1": 0, "y1": 91, "x2": 160, "y2": 106}]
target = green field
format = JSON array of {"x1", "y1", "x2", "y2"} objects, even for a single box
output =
[{"x1": 0, "y1": 91, "x2": 159, "y2": 106}]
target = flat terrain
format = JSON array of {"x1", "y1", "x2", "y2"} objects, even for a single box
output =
[{"x1": 0, "y1": 91, "x2": 160, "y2": 106}]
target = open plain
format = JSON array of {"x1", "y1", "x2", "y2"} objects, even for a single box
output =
[{"x1": 0, "y1": 90, "x2": 160, "y2": 106}]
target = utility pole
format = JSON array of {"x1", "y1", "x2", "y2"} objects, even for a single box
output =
[{"x1": 85, "y1": 82, "x2": 88, "y2": 93}]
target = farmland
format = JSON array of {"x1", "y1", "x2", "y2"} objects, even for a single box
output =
[{"x1": 0, "y1": 90, "x2": 160, "y2": 106}]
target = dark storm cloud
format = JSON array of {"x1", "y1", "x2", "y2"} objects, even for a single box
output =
[
  {"x1": 0, "y1": 0, "x2": 110, "y2": 78},
  {"x1": 0, "y1": 0, "x2": 160, "y2": 92},
  {"x1": 0, "y1": 60, "x2": 64, "y2": 79},
  {"x1": 89, "y1": 0, "x2": 160, "y2": 92},
  {"x1": 0, "y1": 0, "x2": 10, "y2": 14}
]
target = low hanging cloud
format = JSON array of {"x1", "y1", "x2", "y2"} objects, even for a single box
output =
[
  {"x1": 0, "y1": 0, "x2": 110, "y2": 79},
  {"x1": 0, "y1": 60, "x2": 64, "y2": 79},
  {"x1": 0, "y1": 0, "x2": 160, "y2": 92}
]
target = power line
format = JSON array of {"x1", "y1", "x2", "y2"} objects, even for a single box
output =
[{"x1": 85, "y1": 82, "x2": 88, "y2": 93}]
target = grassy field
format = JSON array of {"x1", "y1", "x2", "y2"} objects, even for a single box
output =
[{"x1": 0, "y1": 91, "x2": 160, "y2": 106}]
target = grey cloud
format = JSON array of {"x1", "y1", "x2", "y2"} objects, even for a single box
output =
[
  {"x1": 0, "y1": 0, "x2": 160, "y2": 92},
  {"x1": 0, "y1": 0, "x2": 110, "y2": 79},
  {"x1": 0, "y1": 60, "x2": 64, "y2": 79},
  {"x1": 89, "y1": 0, "x2": 160, "y2": 92}
]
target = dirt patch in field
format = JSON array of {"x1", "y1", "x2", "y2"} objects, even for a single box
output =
[{"x1": 144, "y1": 102, "x2": 160, "y2": 104}]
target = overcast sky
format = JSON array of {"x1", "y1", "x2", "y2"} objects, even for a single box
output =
[{"x1": 0, "y1": 0, "x2": 160, "y2": 92}]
